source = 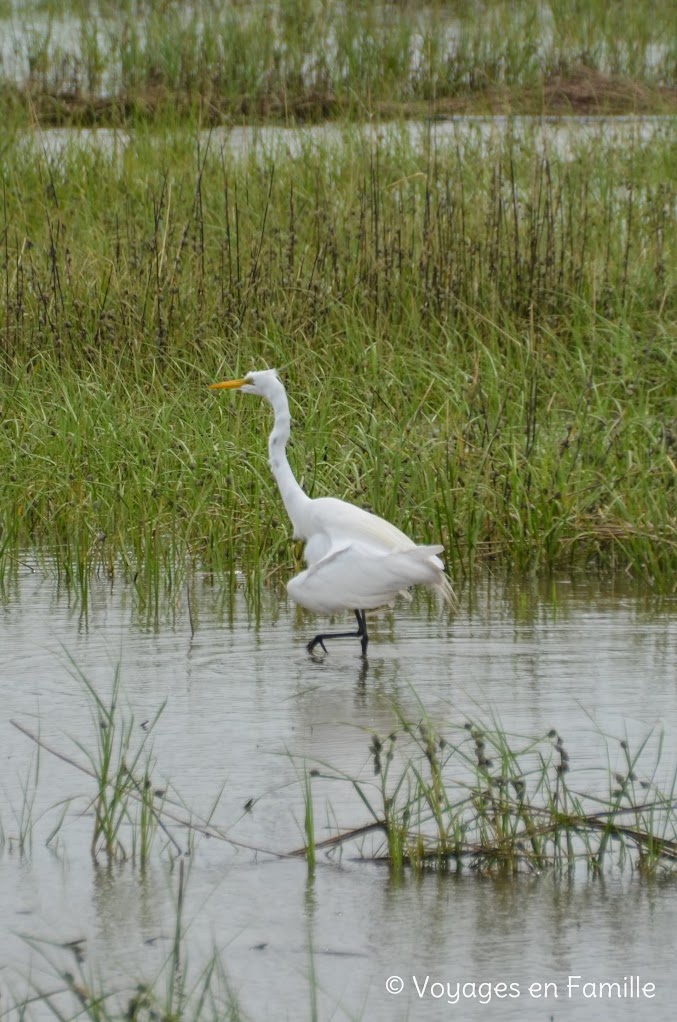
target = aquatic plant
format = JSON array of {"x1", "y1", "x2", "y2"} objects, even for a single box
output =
[
  {"x1": 4, "y1": 746, "x2": 41, "y2": 855},
  {"x1": 303, "y1": 766, "x2": 316, "y2": 874},
  {"x1": 7, "y1": 664, "x2": 676, "y2": 1021},
  {"x1": 297, "y1": 701, "x2": 677, "y2": 876}
]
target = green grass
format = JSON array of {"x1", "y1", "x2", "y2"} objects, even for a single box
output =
[
  {"x1": 1, "y1": 0, "x2": 676, "y2": 125},
  {"x1": 70, "y1": 660, "x2": 166, "y2": 863},
  {"x1": 296, "y1": 701, "x2": 677, "y2": 876},
  {"x1": 0, "y1": 124, "x2": 674, "y2": 596}
]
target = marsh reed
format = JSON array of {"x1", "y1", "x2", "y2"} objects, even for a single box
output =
[
  {"x1": 1, "y1": 124, "x2": 674, "y2": 595},
  {"x1": 3, "y1": 0, "x2": 676, "y2": 124}
]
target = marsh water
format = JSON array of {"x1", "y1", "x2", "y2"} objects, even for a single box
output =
[
  {"x1": 16, "y1": 114, "x2": 675, "y2": 166},
  {"x1": 1, "y1": 564, "x2": 676, "y2": 1020}
]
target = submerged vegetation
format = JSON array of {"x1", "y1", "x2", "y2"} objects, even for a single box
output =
[
  {"x1": 1, "y1": 0, "x2": 676, "y2": 125},
  {"x1": 6, "y1": 666, "x2": 677, "y2": 1015},
  {"x1": 0, "y1": 124, "x2": 675, "y2": 594}
]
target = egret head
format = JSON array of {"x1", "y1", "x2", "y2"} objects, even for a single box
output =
[{"x1": 210, "y1": 368, "x2": 282, "y2": 399}]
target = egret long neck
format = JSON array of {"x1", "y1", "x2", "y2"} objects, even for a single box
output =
[{"x1": 268, "y1": 386, "x2": 310, "y2": 534}]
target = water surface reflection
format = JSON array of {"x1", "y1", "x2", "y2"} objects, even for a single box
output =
[{"x1": 1, "y1": 568, "x2": 675, "y2": 1019}]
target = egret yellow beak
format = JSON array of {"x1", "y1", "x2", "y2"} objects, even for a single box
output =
[{"x1": 209, "y1": 378, "x2": 249, "y2": 390}]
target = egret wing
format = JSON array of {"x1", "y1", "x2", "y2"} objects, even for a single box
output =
[
  {"x1": 287, "y1": 541, "x2": 447, "y2": 614},
  {"x1": 306, "y1": 497, "x2": 418, "y2": 556}
]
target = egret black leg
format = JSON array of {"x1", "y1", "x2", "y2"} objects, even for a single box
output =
[
  {"x1": 307, "y1": 609, "x2": 369, "y2": 657},
  {"x1": 356, "y1": 609, "x2": 369, "y2": 656}
]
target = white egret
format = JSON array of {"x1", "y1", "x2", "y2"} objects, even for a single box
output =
[{"x1": 210, "y1": 369, "x2": 454, "y2": 656}]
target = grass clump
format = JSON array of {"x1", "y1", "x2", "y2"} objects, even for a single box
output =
[
  {"x1": 74, "y1": 663, "x2": 167, "y2": 863},
  {"x1": 11, "y1": 659, "x2": 172, "y2": 863},
  {"x1": 303, "y1": 706, "x2": 677, "y2": 876},
  {"x1": 1, "y1": 0, "x2": 676, "y2": 126}
]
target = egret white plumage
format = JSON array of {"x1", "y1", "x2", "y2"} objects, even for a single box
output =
[{"x1": 210, "y1": 369, "x2": 454, "y2": 655}]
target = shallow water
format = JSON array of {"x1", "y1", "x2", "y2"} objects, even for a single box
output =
[
  {"x1": 1, "y1": 566, "x2": 677, "y2": 1020},
  {"x1": 14, "y1": 114, "x2": 675, "y2": 167}
]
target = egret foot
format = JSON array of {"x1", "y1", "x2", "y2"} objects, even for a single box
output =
[{"x1": 307, "y1": 609, "x2": 369, "y2": 657}]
